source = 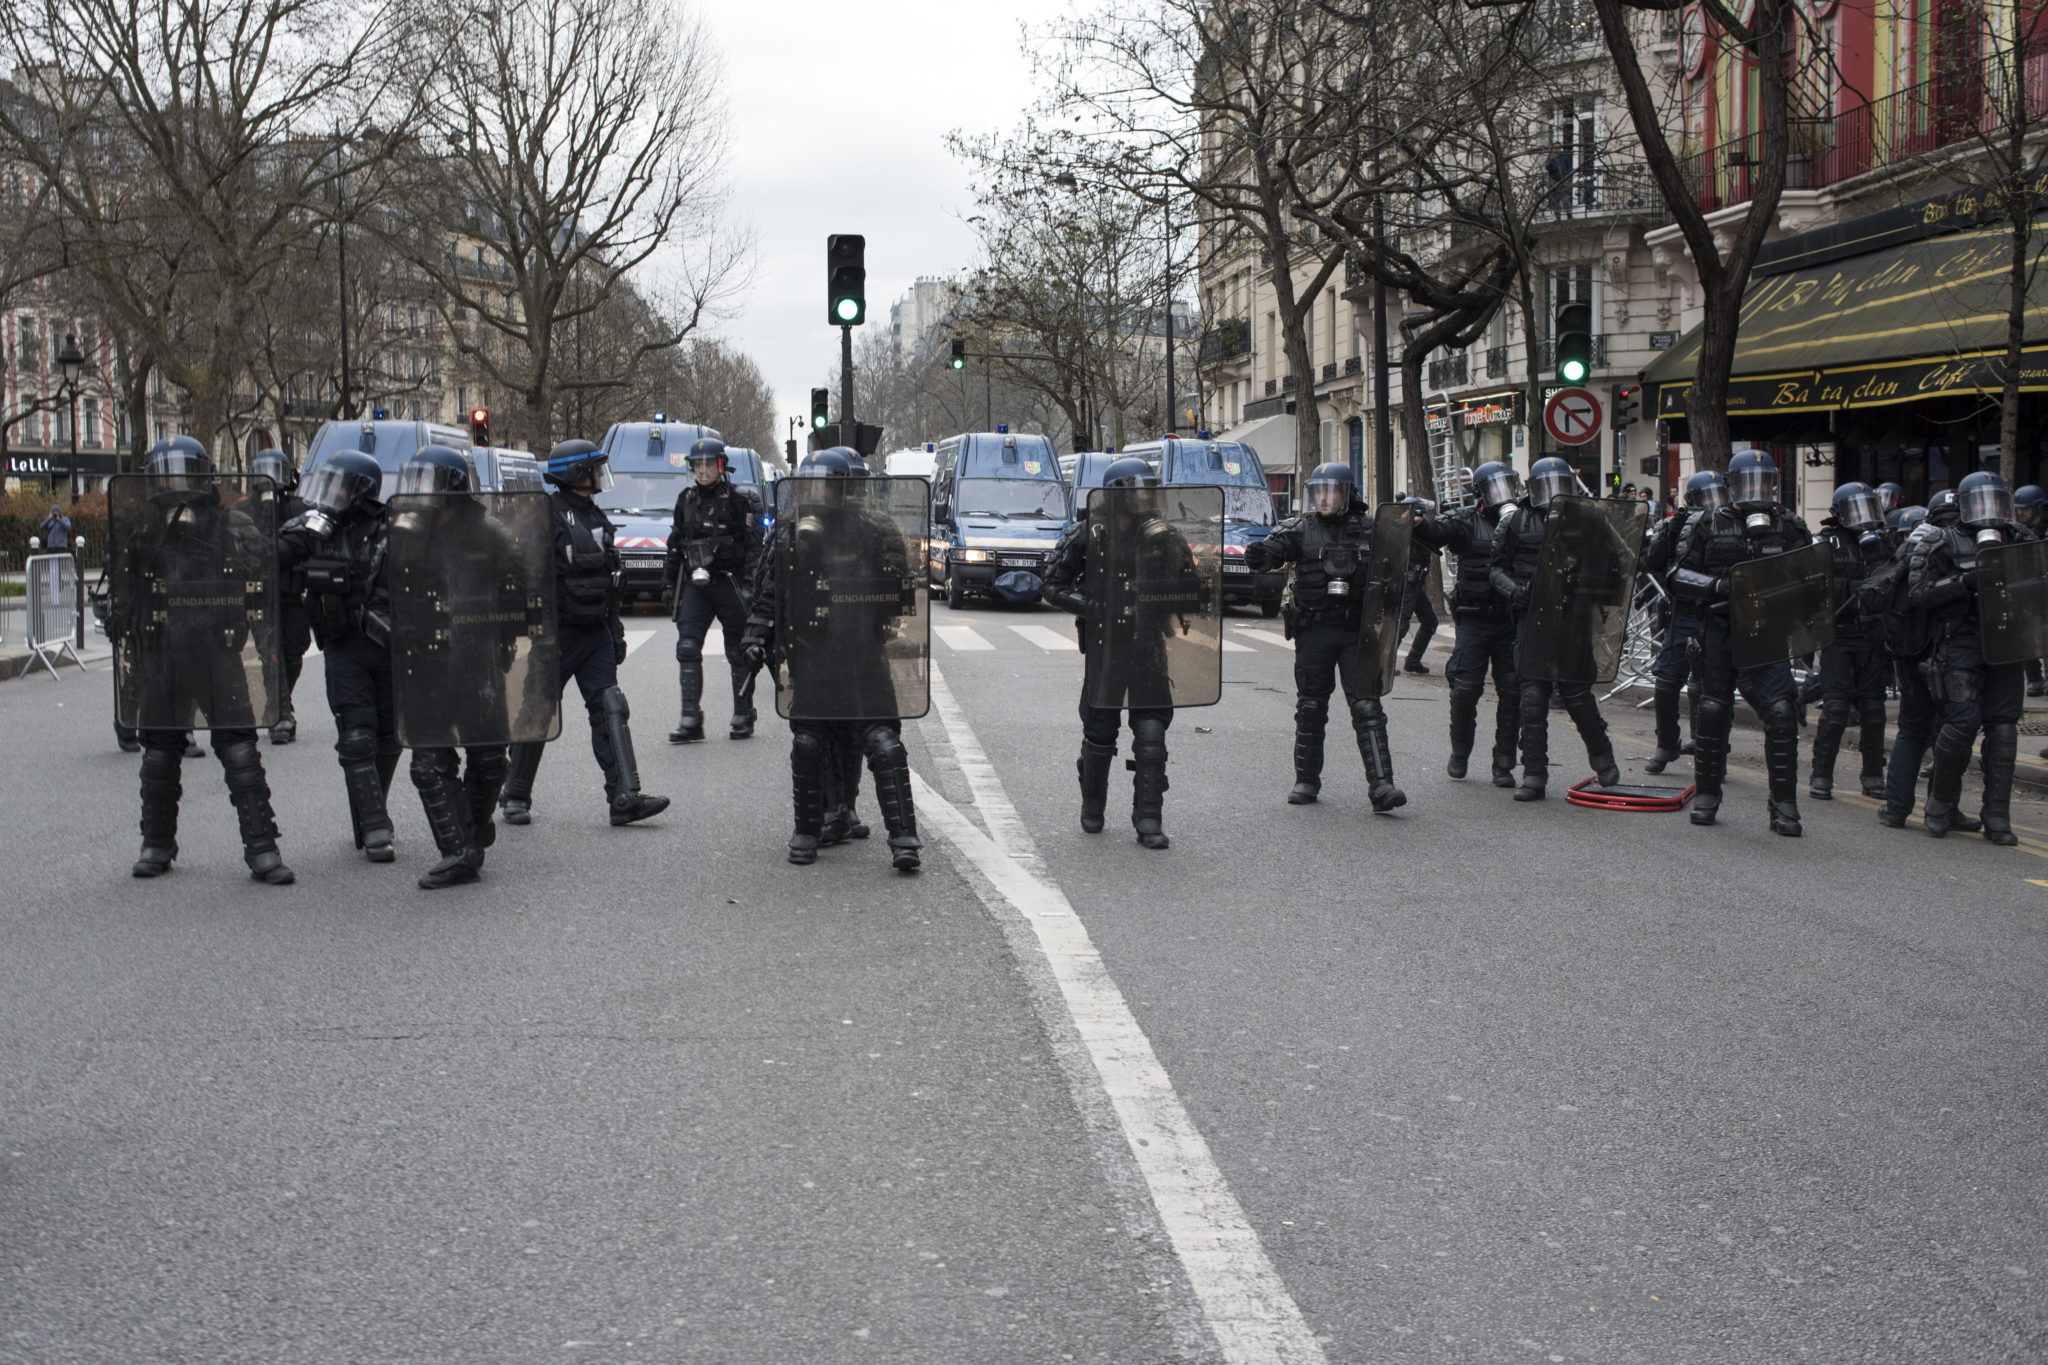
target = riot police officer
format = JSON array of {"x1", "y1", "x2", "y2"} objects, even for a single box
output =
[
  {"x1": 1489, "y1": 456, "x2": 1624, "y2": 801},
  {"x1": 1244, "y1": 463, "x2": 1408, "y2": 811},
  {"x1": 1809, "y1": 482, "x2": 1890, "y2": 800},
  {"x1": 1869, "y1": 505, "x2": 1968, "y2": 829},
  {"x1": 280, "y1": 448, "x2": 401, "y2": 861},
  {"x1": 1396, "y1": 497, "x2": 1439, "y2": 675},
  {"x1": 741, "y1": 448, "x2": 922, "y2": 870},
  {"x1": 1640, "y1": 470, "x2": 1727, "y2": 773},
  {"x1": 118, "y1": 437, "x2": 294, "y2": 884},
  {"x1": 1908, "y1": 471, "x2": 2028, "y2": 845},
  {"x1": 499, "y1": 440, "x2": 669, "y2": 827},
  {"x1": 664, "y1": 436, "x2": 765, "y2": 742},
  {"x1": 1416, "y1": 461, "x2": 1522, "y2": 786},
  {"x1": 1669, "y1": 450, "x2": 1814, "y2": 835},
  {"x1": 251, "y1": 448, "x2": 310, "y2": 745}
]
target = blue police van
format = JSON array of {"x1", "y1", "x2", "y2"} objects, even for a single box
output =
[
  {"x1": 595, "y1": 421, "x2": 771, "y2": 604},
  {"x1": 927, "y1": 430, "x2": 1071, "y2": 609},
  {"x1": 304, "y1": 418, "x2": 478, "y2": 500},
  {"x1": 1118, "y1": 436, "x2": 1284, "y2": 616}
]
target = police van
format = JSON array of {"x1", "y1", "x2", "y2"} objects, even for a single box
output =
[
  {"x1": 1118, "y1": 436, "x2": 1284, "y2": 616},
  {"x1": 304, "y1": 418, "x2": 477, "y2": 500},
  {"x1": 927, "y1": 429, "x2": 1071, "y2": 608},
  {"x1": 595, "y1": 421, "x2": 774, "y2": 603}
]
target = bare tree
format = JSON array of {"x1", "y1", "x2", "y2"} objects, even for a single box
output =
[
  {"x1": 395, "y1": 0, "x2": 749, "y2": 450},
  {"x1": 0, "y1": 0, "x2": 410, "y2": 454}
]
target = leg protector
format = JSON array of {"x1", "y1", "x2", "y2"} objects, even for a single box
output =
[
  {"x1": 134, "y1": 745, "x2": 182, "y2": 877},
  {"x1": 1646, "y1": 677, "x2": 1683, "y2": 773},
  {"x1": 601, "y1": 686, "x2": 670, "y2": 825},
  {"x1": 1078, "y1": 740, "x2": 1115, "y2": 832},
  {"x1": 219, "y1": 739, "x2": 293, "y2": 884},
  {"x1": 788, "y1": 728, "x2": 829, "y2": 862},
  {"x1": 1514, "y1": 680, "x2": 1549, "y2": 801},
  {"x1": 1490, "y1": 680, "x2": 1519, "y2": 787},
  {"x1": 1560, "y1": 687, "x2": 1617, "y2": 785},
  {"x1": 411, "y1": 749, "x2": 472, "y2": 858},
  {"x1": 1857, "y1": 696, "x2": 1889, "y2": 797},
  {"x1": 1129, "y1": 716, "x2": 1171, "y2": 849},
  {"x1": 865, "y1": 727, "x2": 920, "y2": 871},
  {"x1": 1923, "y1": 720, "x2": 1975, "y2": 838},
  {"x1": 1809, "y1": 698, "x2": 1849, "y2": 800},
  {"x1": 1761, "y1": 696, "x2": 1802, "y2": 836},
  {"x1": 1353, "y1": 698, "x2": 1406, "y2": 812},
  {"x1": 670, "y1": 660, "x2": 705, "y2": 743},
  {"x1": 1291, "y1": 696, "x2": 1327, "y2": 802},
  {"x1": 1690, "y1": 691, "x2": 1733, "y2": 826},
  {"x1": 376, "y1": 739, "x2": 402, "y2": 797},
  {"x1": 729, "y1": 664, "x2": 758, "y2": 739},
  {"x1": 500, "y1": 741, "x2": 543, "y2": 824},
  {"x1": 463, "y1": 746, "x2": 509, "y2": 851},
  {"x1": 337, "y1": 725, "x2": 395, "y2": 860},
  {"x1": 1446, "y1": 684, "x2": 1481, "y2": 780},
  {"x1": 1979, "y1": 722, "x2": 2019, "y2": 846}
]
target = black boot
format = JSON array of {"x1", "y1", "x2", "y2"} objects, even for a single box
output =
[
  {"x1": 1129, "y1": 716, "x2": 1171, "y2": 849},
  {"x1": 669, "y1": 658, "x2": 705, "y2": 743},
  {"x1": 788, "y1": 730, "x2": 828, "y2": 864},
  {"x1": 1762, "y1": 698, "x2": 1802, "y2": 837},
  {"x1": 600, "y1": 686, "x2": 670, "y2": 825},
  {"x1": 866, "y1": 728, "x2": 921, "y2": 872},
  {"x1": 1979, "y1": 722, "x2": 2019, "y2": 847},
  {"x1": 1354, "y1": 699, "x2": 1406, "y2": 812},
  {"x1": 1922, "y1": 722, "x2": 1974, "y2": 838},
  {"x1": 414, "y1": 750, "x2": 482, "y2": 889},
  {"x1": 219, "y1": 739, "x2": 294, "y2": 884},
  {"x1": 1857, "y1": 698, "x2": 1888, "y2": 798},
  {"x1": 183, "y1": 732, "x2": 206, "y2": 760},
  {"x1": 337, "y1": 725, "x2": 396, "y2": 862},
  {"x1": 133, "y1": 744, "x2": 181, "y2": 877},
  {"x1": 1645, "y1": 677, "x2": 1683, "y2": 773},
  {"x1": 1808, "y1": 699, "x2": 1847, "y2": 800},
  {"x1": 269, "y1": 702, "x2": 297, "y2": 746},
  {"x1": 1445, "y1": 684, "x2": 1480, "y2": 781},
  {"x1": 729, "y1": 663, "x2": 758, "y2": 739},
  {"x1": 500, "y1": 741, "x2": 542, "y2": 825},
  {"x1": 116, "y1": 723, "x2": 142, "y2": 754},
  {"x1": 1560, "y1": 687, "x2": 1618, "y2": 786},
  {"x1": 1078, "y1": 740, "x2": 1115, "y2": 833},
  {"x1": 1490, "y1": 685, "x2": 1518, "y2": 787},
  {"x1": 1289, "y1": 696, "x2": 1325, "y2": 802},
  {"x1": 1690, "y1": 695, "x2": 1731, "y2": 826},
  {"x1": 1514, "y1": 681, "x2": 1548, "y2": 801}
]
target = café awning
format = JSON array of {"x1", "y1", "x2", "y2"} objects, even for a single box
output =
[
  {"x1": 1220, "y1": 412, "x2": 1296, "y2": 472},
  {"x1": 1645, "y1": 224, "x2": 2048, "y2": 419}
]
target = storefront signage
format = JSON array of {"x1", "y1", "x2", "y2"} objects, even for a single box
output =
[
  {"x1": 1655, "y1": 343, "x2": 2048, "y2": 418},
  {"x1": 5, "y1": 454, "x2": 52, "y2": 475},
  {"x1": 1428, "y1": 392, "x2": 1523, "y2": 436}
]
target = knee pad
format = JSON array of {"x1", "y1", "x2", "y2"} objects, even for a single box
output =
[
  {"x1": 1819, "y1": 697, "x2": 1853, "y2": 727},
  {"x1": 1351, "y1": 697, "x2": 1386, "y2": 729},
  {"x1": 1859, "y1": 697, "x2": 1888, "y2": 727},
  {"x1": 863, "y1": 725, "x2": 907, "y2": 767},
  {"x1": 1759, "y1": 694, "x2": 1797, "y2": 733},
  {"x1": 1695, "y1": 692, "x2": 1733, "y2": 736},
  {"x1": 1295, "y1": 695, "x2": 1327, "y2": 723},
  {"x1": 469, "y1": 747, "x2": 509, "y2": 787},
  {"x1": 1448, "y1": 683, "x2": 1483, "y2": 708},
  {"x1": 377, "y1": 734, "x2": 404, "y2": 761},
  {"x1": 790, "y1": 729, "x2": 831, "y2": 767},
  {"x1": 336, "y1": 726, "x2": 378, "y2": 763},
  {"x1": 409, "y1": 748, "x2": 455, "y2": 787},
  {"x1": 675, "y1": 634, "x2": 705, "y2": 663},
  {"x1": 599, "y1": 685, "x2": 630, "y2": 724},
  {"x1": 1130, "y1": 716, "x2": 1169, "y2": 763}
]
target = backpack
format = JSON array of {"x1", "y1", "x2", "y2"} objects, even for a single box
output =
[{"x1": 1857, "y1": 543, "x2": 1926, "y2": 657}]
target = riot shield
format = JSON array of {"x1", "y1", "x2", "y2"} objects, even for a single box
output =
[
  {"x1": 1730, "y1": 541, "x2": 1835, "y2": 668},
  {"x1": 386, "y1": 491, "x2": 561, "y2": 748},
  {"x1": 1348, "y1": 503, "x2": 1415, "y2": 699},
  {"x1": 1978, "y1": 536, "x2": 2048, "y2": 665},
  {"x1": 773, "y1": 475, "x2": 930, "y2": 721},
  {"x1": 1083, "y1": 484, "x2": 1223, "y2": 710},
  {"x1": 1517, "y1": 497, "x2": 1647, "y2": 685},
  {"x1": 108, "y1": 473, "x2": 281, "y2": 731}
]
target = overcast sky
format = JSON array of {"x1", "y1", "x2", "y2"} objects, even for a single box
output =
[{"x1": 697, "y1": 0, "x2": 1068, "y2": 444}]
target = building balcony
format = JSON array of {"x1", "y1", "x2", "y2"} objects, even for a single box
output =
[
  {"x1": 1533, "y1": 335, "x2": 1608, "y2": 371},
  {"x1": 1426, "y1": 353, "x2": 1469, "y2": 389},
  {"x1": 1200, "y1": 317, "x2": 1250, "y2": 362},
  {"x1": 1485, "y1": 346, "x2": 1508, "y2": 378}
]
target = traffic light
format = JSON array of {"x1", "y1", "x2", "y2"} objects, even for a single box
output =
[
  {"x1": 468, "y1": 407, "x2": 489, "y2": 446},
  {"x1": 949, "y1": 338, "x2": 966, "y2": 370},
  {"x1": 827, "y1": 233, "x2": 866, "y2": 326},
  {"x1": 1554, "y1": 301, "x2": 1592, "y2": 384},
  {"x1": 810, "y1": 388, "x2": 830, "y2": 431},
  {"x1": 1608, "y1": 383, "x2": 1638, "y2": 431}
]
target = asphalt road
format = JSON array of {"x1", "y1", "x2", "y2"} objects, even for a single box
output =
[{"x1": 3, "y1": 598, "x2": 2044, "y2": 1364}]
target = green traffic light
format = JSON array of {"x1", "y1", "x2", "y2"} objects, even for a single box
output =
[
  {"x1": 834, "y1": 296, "x2": 860, "y2": 323},
  {"x1": 1560, "y1": 358, "x2": 1587, "y2": 383},
  {"x1": 949, "y1": 357, "x2": 964, "y2": 371},
  {"x1": 812, "y1": 414, "x2": 827, "y2": 430}
]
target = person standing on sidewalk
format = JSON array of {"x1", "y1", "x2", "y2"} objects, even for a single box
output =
[{"x1": 37, "y1": 505, "x2": 71, "y2": 553}]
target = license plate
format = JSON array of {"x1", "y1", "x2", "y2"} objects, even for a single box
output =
[
  {"x1": 1224, "y1": 562, "x2": 1250, "y2": 574},
  {"x1": 999, "y1": 557, "x2": 1037, "y2": 568}
]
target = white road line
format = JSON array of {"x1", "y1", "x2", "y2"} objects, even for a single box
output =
[
  {"x1": 1228, "y1": 627, "x2": 1288, "y2": 649},
  {"x1": 934, "y1": 624, "x2": 994, "y2": 652},
  {"x1": 915, "y1": 664, "x2": 1327, "y2": 1365},
  {"x1": 622, "y1": 628, "x2": 658, "y2": 657},
  {"x1": 1008, "y1": 623, "x2": 1079, "y2": 653},
  {"x1": 1220, "y1": 637, "x2": 1255, "y2": 653}
]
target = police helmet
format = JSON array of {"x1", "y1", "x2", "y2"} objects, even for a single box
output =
[
  {"x1": 1304, "y1": 462, "x2": 1356, "y2": 518},
  {"x1": 1830, "y1": 481, "x2": 1883, "y2": 533},
  {"x1": 301, "y1": 449, "x2": 383, "y2": 516},
  {"x1": 1101, "y1": 457, "x2": 1160, "y2": 489},
  {"x1": 845, "y1": 452, "x2": 870, "y2": 476},
  {"x1": 1470, "y1": 460, "x2": 1520, "y2": 510},
  {"x1": 1684, "y1": 469, "x2": 1730, "y2": 510},
  {"x1": 1893, "y1": 505, "x2": 1928, "y2": 534},
  {"x1": 1927, "y1": 489, "x2": 1960, "y2": 526},
  {"x1": 544, "y1": 439, "x2": 611, "y2": 490},
  {"x1": 250, "y1": 447, "x2": 298, "y2": 494},
  {"x1": 800, "y1": 448, "x2": 855, "y2": 478},
  {"x1": 1875, "y1": 481, "x2": 1902, "y2": 514},
  {"x1": 1955, "y1": 470, "x2": 2014, "y2": 529},
  {"x1": 143, "y1": 435, "x2": 214, "y2": 493},
  {"x1": 688, "y1": 436, "x2": 728, "y2": 475},
  {"x1": 1526, "y1": 456, "x2": 1576, "y2": 510},
  {"x1": 2013, "y1": 483, "x2": 2043, "y2": 521},
  {"x1": 395, "y1": 444, "x2": 475, "y2": 496},
  {"x1": 1727, "y1": 450, "x2": 1779, "y2": 512}
]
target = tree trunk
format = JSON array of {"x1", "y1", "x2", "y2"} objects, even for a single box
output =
[{"x1": 1399, "y1": 350, "x2": 1430, "y2": 501}]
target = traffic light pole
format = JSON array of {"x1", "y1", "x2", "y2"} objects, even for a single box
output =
[{"x1": 840, "y1": 324, "x2": 855, "y2": 433}]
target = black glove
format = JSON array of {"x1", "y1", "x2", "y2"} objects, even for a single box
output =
[
  {"x1": 741, "y1": 639, "x2": 768, "y2": 670},
  {"x1": 1512, "y1": 584, "x2": 1530, "y2": 611},
  {"x1": 613, "y1": 632, "x2": 628, "y2": 665}
]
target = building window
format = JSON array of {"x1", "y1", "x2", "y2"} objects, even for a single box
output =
[{"x1": 84, "y1": 397, "x2": 101, "y2": 447}]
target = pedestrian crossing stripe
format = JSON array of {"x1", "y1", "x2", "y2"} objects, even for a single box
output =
[
  {"x1": 935, "y1": 625, "x2": 994, "y2": 651},
  {"x1": 1007, "y1": 624, "x2": 1077, "y2": 652}
]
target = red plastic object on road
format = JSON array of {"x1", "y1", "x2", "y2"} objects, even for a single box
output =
[{"x1": 1566, "y1": 776, "x2": 1696, "y2": 812}]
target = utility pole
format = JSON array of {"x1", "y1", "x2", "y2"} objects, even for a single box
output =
[
  {"x1": 1163, "y1": 198, "x2": 1176, "y2": 432},
  {"x1": 334, "y1": 125, "x2": 353, "y2": 421}
]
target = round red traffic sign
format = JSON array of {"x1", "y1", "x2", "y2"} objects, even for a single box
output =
[{"x1": 1543, "y1": 387, "x2": 1603, "y2": 446}]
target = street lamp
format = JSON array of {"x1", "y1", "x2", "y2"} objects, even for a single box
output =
[{"x1": 55, "y1": 332, "x2": 84, "y2": 505}]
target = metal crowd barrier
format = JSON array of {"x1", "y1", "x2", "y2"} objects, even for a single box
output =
[{"x1": 21, "y1": 552, "x2": 84, "y2": 677}]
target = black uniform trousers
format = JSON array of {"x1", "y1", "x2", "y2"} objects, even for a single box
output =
[
  {"x1": 323, "y1": 634, "x2": 396, "y2": 738},
  {"x1": 1398, "y1": 578, "x2": 1438, "y2": 658},
  {"x1": 1444, "y1": 608, "x2": 1518, "y2": 755},
  {"x1": 557, "y1": 623, "x2": 622, "y2": 776},
  {"x1": 1934, "y1": 634, "x2": 2026, "y2": 735},
  {"x1": 280, "y1": 599, "x2": 312, "y2": 700},
  {"x1": 1882, "y1": 651, "x2": 1939, "y2": 821},
  {"x1": 674, "y1": 573, "x2": 750, "y2": 670},
  {"x1": 1651, "y1": 609, "x2": 1702, "y2": 684},
  {"x1": 1080, "y1": 693, "x2": 1173, "y2": 749}
]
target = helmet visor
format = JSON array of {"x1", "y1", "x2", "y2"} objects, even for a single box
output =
[
  {"x1": 250, "y1": 453, "x2": 293, "y2": 490},
  {"x1": 146, "y1": 449, "x2": 212, "y2": 491},
  {"x1": 1306, "y1": 476, "x2": 1349, "y2": 517},
  {"x1": 1833, "y1": 488, "x2": 1882, "y2": 532},
  {"x1": 395, "y1": 458, "x2": 472, "y2": 496},
  {"x1": 301, "y1": 462, "x2": 378, "y2": 515},
  {"x1": 1527, "y1": 467, "x2": 1575, "y2": 509},
  {"x1": 1473, "y1": 467, "x2": 1521, "y2": 508},
  {"x1": 1958, "y1": 482, "x2": 2014, "y2": 527},
  {"x1": 1729, "y1": 464, "x2": 1776, "y2": 508},
  {"x1": 1876, "y1": 484, "x2": 1900, "y2": 513}
]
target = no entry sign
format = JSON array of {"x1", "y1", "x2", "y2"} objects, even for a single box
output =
[{"x1": 1543, "y1": 387, "x2": 1603, "y2": 446}]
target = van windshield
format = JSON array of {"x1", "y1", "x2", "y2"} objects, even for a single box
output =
[
  {"x1": 1169, "y1": 446, "x2": 1273, "y2": 525},
  {"x1": 955, "y1": 477, "x2": 1069, "y2": 520},
  {"x1": 597, "y1": 472, "x2": 685, "y2": 514}
]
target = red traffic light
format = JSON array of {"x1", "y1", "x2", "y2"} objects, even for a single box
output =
[{"x1": 468, "y1": 408, "x2": 490, "y2": 446}]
